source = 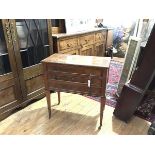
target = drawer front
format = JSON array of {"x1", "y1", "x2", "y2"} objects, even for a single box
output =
[
  {"x1": 59, "y1": 49, "x2": 79, "y2": 55},
  {"x1": 59, "y1": 38, "x2": 78, "y2": 50},
  {"x1": 46, "y1": 63, "x2": 101, "y2": 76},
  {"x1": 48, "y1": 79, "x2": 88, "y2": 93},
  {"x1": 47, "y1": 71, "x2": 102, "y2": 87},
  {"x1": 79, "y1": 34, "x2": 94, "y2": 45},
  {"x1": 80, "y1": 45, "x2": 93, "y2": 56},
  {"x1": 95, "y1": 32, "x2": 106, "y2": 42},
  {"x1": 48, "y1": 79, "x2": 103, "y2": 97}
]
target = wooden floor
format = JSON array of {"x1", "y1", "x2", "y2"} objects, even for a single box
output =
[{"x1": 0, "y1": 92, "x2": 150, "y2": 135}]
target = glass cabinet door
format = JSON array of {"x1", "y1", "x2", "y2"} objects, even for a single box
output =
[
  {"x1": 15, "y1": 19, "x2": 51, "y2": 68},
  {"x1": 9, "y1": 19, "x2": 52, "y2": 101},
  {"x1": 0, "y1": 20, "x2": 11, "y2": 74},
  {"x1": 0, "y1": 19, "x2": 22, "y2": 121}
]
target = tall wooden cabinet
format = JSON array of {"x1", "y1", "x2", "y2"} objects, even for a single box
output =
[
  {"x1": 0, "y1": 19, "x2": 23, "y2": 121},
  {"x1": 0, "y1": 19, "x2": 53, "y2": 121}
]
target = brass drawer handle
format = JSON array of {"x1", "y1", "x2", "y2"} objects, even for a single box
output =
[{"x1": 67, "y1": 43, "x2": 71, "y2": 47}]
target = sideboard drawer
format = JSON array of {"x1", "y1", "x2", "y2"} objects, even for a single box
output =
[
  {"x1": 59, "y1": 49, "x2": 79, "y2": 55},
  {"x1": 95, "y1": 32, "x2": 106, "y2": 42},
  {"x1": 79, "y1": 34, "x2": 94, "y2": 45},
  {"x1": 59, "y1": 38, "x2": 78, "y2": 51}
]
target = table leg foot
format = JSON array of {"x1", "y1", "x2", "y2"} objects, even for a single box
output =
[
  {"x1": 98, "y1": 125, "x2": 102, "y2": 130},
  {"x1": 58, "y1": 91, "x2": 60, "y2": 105},
  {"x1": 48, "y1": 109, "x2": 51, "y2": 119},
  {"x1": 46, "y1": 90, "x2": 52, "y2": 119},
  {"x1": 99, "y1": 97, "x2": 105, "y2": 129}
]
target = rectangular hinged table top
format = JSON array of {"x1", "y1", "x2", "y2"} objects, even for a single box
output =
[{"x1": 42, "y1": 53, "x2": 111, "y2": 68}]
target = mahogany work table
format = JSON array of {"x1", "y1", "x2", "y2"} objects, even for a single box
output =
[{"x1": 42, "y1": 53, "x2": 111, "y2": 129}]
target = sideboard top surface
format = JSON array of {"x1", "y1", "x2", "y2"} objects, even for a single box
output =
[
  {"x1": 52, "y1": 28, "x2": 113, "y2": 39},
  {"x1": 42, "y1": 53, "x2": 111, "y2": 68}
]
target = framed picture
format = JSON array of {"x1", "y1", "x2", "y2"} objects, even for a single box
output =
[{"x1": 65, "y1": 19, "x2": 95, "y2": 33}]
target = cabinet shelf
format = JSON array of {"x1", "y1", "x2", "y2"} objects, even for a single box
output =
[{"x1": 0, "y1": 52, "x2": 8, "y2": 56}]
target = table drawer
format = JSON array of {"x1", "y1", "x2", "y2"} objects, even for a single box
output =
[
  {"x1": 59, "y1": 38, "x2": 78, "y2": 50},
  {"x1": 79, "y1": 34, "x2": 94, "y2": 45},
  {"x1": 95, "y1": 32, "x2": 106, "y2": 42},
  {"x1": 46, "y1": 63, "x2": 101, "y2": 76},
  {"x1": 48, "y1": 79, "x2": 103, "y2": 97},
  {"x1": 47, "y1": 71, "x2": 102, "y2": 87}
]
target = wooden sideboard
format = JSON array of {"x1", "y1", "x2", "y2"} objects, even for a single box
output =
[
  {"x1": 42, "y1": 53, "x2": 111, "y2": 129},
  {"x1": 52, "y1": 28, "x2": 113, "y2": 56}
]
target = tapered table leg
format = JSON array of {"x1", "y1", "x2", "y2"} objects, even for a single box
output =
[
  {"x1": 58, "y1": 91, "x2": 60, "y2": 105},
  {"x1": 98, "y1": 97, "x2": 106, "y2": 130},
  {"x1": 45, "y1": 90, "x2": 51, "y2": 119}
]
